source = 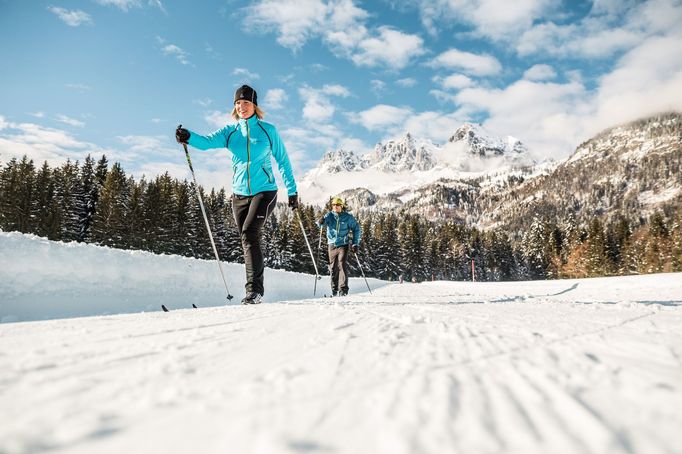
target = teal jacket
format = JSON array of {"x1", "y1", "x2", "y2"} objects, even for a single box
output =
[
  {"x1": 187, "y1": 115, "x2": 297, "y2": 196},
  {"x1": 318, "y1": 211, "x2": 361, "y2": 247}
]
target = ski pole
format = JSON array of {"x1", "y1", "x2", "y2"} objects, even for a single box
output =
[
  {"x1": 181, "y1": 138, "x2": 233, "y2": 301},
  {"x1": 295, "y1": 209, "x2": 321, "y2": 295},
  {"x1": 317, "y1": 223, "x2": 323, "y2": 273},
  {"x1": 353, "y1": 250, "x2": 372, "y2": 294}
]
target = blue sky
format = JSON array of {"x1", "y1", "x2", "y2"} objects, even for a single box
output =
[{"x1": 1, "y1": 0, "x2": 681, "y2": 191}]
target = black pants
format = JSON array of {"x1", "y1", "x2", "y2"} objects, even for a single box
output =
[
  {"x1": 232, "y1": 190, "x2": 277, "y2": 295},
  {"x1": 328, "y1": 244, "x2": 350, "y2": 294}
]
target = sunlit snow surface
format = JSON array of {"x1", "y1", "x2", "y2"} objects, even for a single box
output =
[{"x1": 1, "y1": 232, "x2": 681, "y2": 454}]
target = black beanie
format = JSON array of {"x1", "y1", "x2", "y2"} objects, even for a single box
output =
[{"x1": 234, "y1": 85, "x2": 257, "y2": 106}]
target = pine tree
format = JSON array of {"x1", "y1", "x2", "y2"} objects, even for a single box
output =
[
  {"x1": 90, "y1": 162, "x2": 129, "y2": 248},
  {"x1": 0, "y1": 157, "x2": 38, "y2": 233},
  {"x1": 33, "y1": 161, "x2": 58, "y2": 239},
  {"x1": 55, "y1": 159, "x2": 82, "y2": 242},
  {"x1": 127, "y1": 177, "x2": 146, "y2": 250},
  {"x1": 77, "y1": 155, "x2": 97, "y2": 242}
]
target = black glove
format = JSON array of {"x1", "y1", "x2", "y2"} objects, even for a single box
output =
[
  {"x1": 288, "y1": 193, "x2": 299, "y2": 210},
  {"x1": 317, "y1": 217, "x2": 325, "y2": 225},
  {"x1": 351, "y1": 244, "x2": 358, "y2": 254},
  {"x1": 176, "y1": 124, "x2": 190, "y2": 144}
]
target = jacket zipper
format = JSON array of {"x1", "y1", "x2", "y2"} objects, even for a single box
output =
[
  {"x1": 336, "y1": 215, "x2": 340, "y2": 246},
  {"x1": 246, "y1": 121, "x2": 251, "y2": 195}
]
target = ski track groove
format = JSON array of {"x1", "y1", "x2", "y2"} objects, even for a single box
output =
[{"x1": 2, "y1": 283, "x2": 682, "y2": 454}]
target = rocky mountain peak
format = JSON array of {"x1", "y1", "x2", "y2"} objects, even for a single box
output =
[
  {"x1": 449, "y1": 123, "x2": 527, "y2": 157},
  {"x1": 316, "y1": 148, "x2": 363, "y2": 174},
  {"x1": 371, "y1": 132, "x2": 436, "y2": 172}
]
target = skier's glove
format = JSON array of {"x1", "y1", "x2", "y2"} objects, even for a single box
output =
[
  {"x1": 351, "y1": 244, "x2": 358, "y2": 254},
  {"x1": 317, "y1": 217, "x2": 325, "y2": 225},
  {"x1": 288, "y1": 193, "x2": 299, "y2": 210},
  {"x1": 176, "y1": 125, "x2": 190, "y2": 144}
]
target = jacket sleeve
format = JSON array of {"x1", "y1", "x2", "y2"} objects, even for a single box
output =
[
  {"x1": 317, "y1": 212, "x2": 329, "y2": 228},
  {"x1": 187, "y1": 125, "x2": 232, "y2": 150},
  {"x1": 352, "y1": 216, "x2": 361, "y2": 245},
  {"x1": 269, "y1": 125, "x2": 298, "y2": 196}
]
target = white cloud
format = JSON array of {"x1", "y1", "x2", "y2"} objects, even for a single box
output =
[
  {"x1": 400, "y1": 110, "x2": 467, "y2": 144},
  {"x1": 450, "y1": 20, "x2": 682, "y2": 160},
  {"x1": 349, "y1": 104, "x2": 413, "y2": 131},
  {"x1": 161, "y1": 44, "x2": 190, "y2": 65},
  {"x1": 309, "y1": 63, "x2": 329, "y2": 72},
  {"x1": 0, "y1": 119, "x2": 97, "y2": 166},
  {"x1": 233, "y1": 68, "x2": 261, "y2": 80},
  {"x1": 435, "y1": 73, "x2": 475, "y2": 90},
  {"x1": 429, "y1": 89, "x2": 457, "y2": 104},
  {"x1": 194, "y1": 98, "x2": 212, "y2": 107},
  {"x1": 409, "y1": 0, "x2": 558, "y2": 40},
  {"x1": 321, "y1": 84, "x2": 351, "y2": 97},
  {"x1": 118, "y1": 135, "x2": 162, "y2": 149},
  {"x1": 244, "y1": 0, "x2": 424, "y2": 69},
  {"x1": 516, "y1": 0, "x2": 682, "y2": 59},
  {"x1": 148, "y1": 0, "x2": 166, "y2": 14},
  {"x1": 299, "y1": 84, "x2": 350, "y2": 123},
  {"x1": 204, "y1": 110, "x2": 232, "y2": 129},
  {"x1": 95, "y1": 0, "x2": 141, "y2": 12},
  {"x1": 371, "y1": 80, "x2": 386, "y2": 96},
  {"x1": 396, "y1": 78, "x2": 417, "y2": 88},
  {"x1": 56, "y1": 114, "x2": 85, "y2": 128},
  {"x1": 430, "y1": 48, "x2": 502, "y2": 76},
  {"x1": 205, "y1": 43, "x2": 221, "y2": 60},
  {"x1": 65, "y1": 83, "x2": 93, "y2": 92},
  {"x1": 523, "y1": 64, "x2": 557, "y2": 81},
  {"x1": 589, "y1": 32, "x2": 682, "y2": 135},
  {"x1": 30, "y1": 112, "x2": 45, "y2": 119},
  {"x1": 264, "y1": 88, "x2": 288, "y2": 110},
  {"x1": 48, "y1": 7, "x2": 93, "y2": 27},
  {"x1": 345, "y1": 26, "x2": 426, "y2": 69},
  {"x1": 454, "y1": 79, "x2": 590, "y2": 157},
  {"x1": 244, "y1": 0, "x2": 330, "y2": 51},
  {"x1": 516, "y1": 21, "x2": 641, "y2": 58}
]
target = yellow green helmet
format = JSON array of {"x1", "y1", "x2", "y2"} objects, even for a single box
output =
[{"x1": 331, "y1": 196, "x2": 344, "y2": 206}]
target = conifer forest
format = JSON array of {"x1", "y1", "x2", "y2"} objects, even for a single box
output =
[{"x1": 1, "y1": 154, "x2": 681, "y2": 282}]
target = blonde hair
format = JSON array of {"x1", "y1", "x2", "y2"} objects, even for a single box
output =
[{"x1": 231, "y1": 104, "x2": 265, "y2": 120}]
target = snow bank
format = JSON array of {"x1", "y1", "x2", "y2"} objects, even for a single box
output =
[
  {"x1": 1, "y1": 232, "x2": 681, "y2": 454},
  {"x1": 0, "y1": 232, "x2": 386, "y2": 322}
]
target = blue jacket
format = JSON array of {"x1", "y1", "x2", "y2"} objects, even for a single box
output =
[
  {"x1": 318, "y1": 211, "x2": 361, "y2": 247},
  {"x1": 187, "y1": 115, "x2": 297, "y2": 196}
]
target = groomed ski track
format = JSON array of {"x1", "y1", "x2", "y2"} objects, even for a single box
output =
[{"x1": 2, "y1": 275, "x2": 682, "y2": 454}]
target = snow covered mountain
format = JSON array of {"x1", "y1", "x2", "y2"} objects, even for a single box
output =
[
  {"x1": 298, "y1": 123, "x2": 535, "y2": 206},
  {"x1": 2, "y1": 231, "x2": 682, "y2": 454},
  {"x1": 449, "y1": 122, "x2": 527, "y2": 157},
  {"x1": 370, "y1": 132, "x2": 437, "y2": 172},
  {"x1": 300, "y1": 112, "x2": 681, "y2": 234}
]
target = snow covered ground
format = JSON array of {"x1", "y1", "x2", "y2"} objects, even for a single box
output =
[{"x1": 1, "y1": 232, "x2": 682, "y2": 454}]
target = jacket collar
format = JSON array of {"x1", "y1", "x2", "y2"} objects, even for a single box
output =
[{"x1": 238, "y1": 115, "x2": 259, "y2": 128}]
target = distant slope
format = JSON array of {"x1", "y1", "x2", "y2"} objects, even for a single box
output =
[{"x1": 0, "y1": 232, "x2": 386, "y2": 322}]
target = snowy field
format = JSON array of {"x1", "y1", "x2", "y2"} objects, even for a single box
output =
[{"x1": 1, "y1": 232, "x2": 682, "y2": 454}]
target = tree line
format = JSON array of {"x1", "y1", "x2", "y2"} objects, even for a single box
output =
[{"x1": 1, "y1": 155, "x2": 681, "y2": 282}]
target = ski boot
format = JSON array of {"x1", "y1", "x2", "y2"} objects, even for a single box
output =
[{"x1": 241, "y1": 292, "x2": 263, "y2": 305}]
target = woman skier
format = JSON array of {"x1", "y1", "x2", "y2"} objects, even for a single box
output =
[{"x1": 176, "y1": 84, "x2": 298, "y2": 305}]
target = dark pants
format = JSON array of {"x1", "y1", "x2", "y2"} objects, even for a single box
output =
[
  {"x1": 328, "y1": 244, "x2": 350, "y2": 294},
  {"x1": 232, "y1": 190, "x2": 277, "y2": 295}
]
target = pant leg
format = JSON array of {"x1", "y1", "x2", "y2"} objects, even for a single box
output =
[
  {"x1": 338, "y1": 245, "x2": 350, "y2": 293},
  {"x1": 232, "y1": 190, "x2": 277, "y2": 295},
  {"x1": 328, "y1": 245, "x2": 339, "y2": 293}
]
